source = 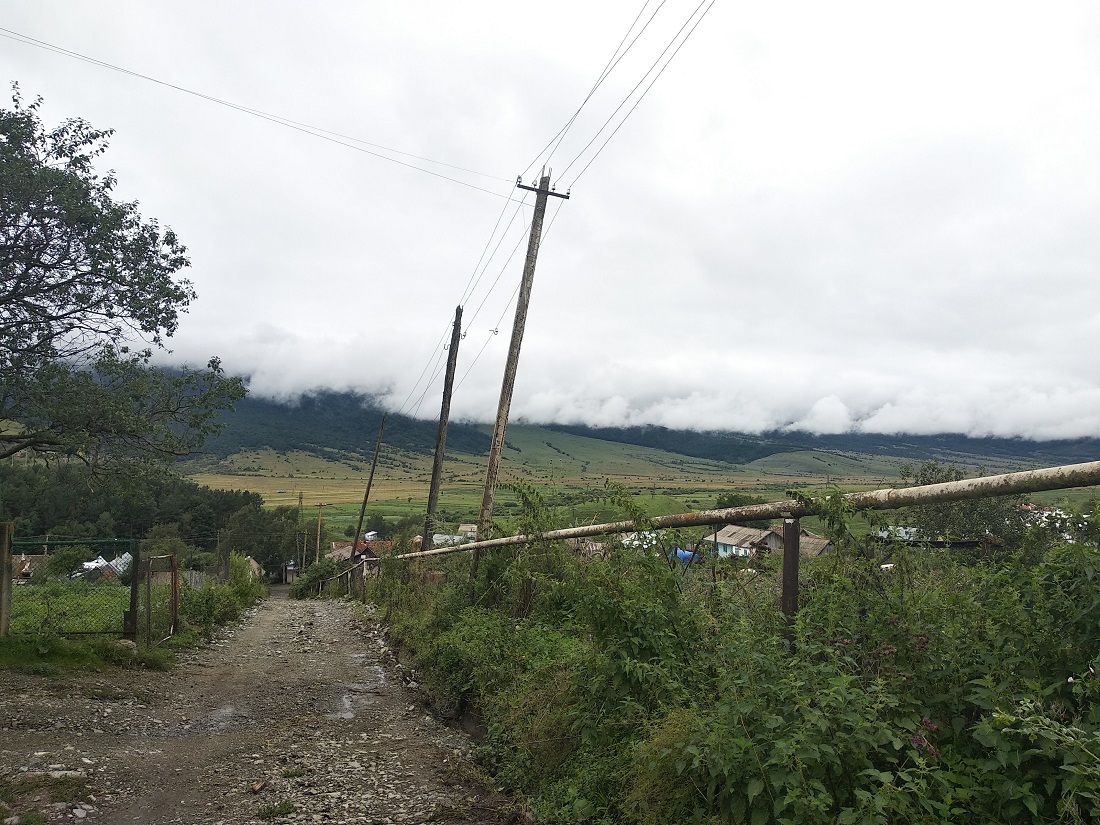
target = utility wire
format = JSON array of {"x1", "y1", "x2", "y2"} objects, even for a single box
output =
[
  {"x1": 559, "y1": 0, "x2": 715, "y2": 183},
  {"x1": 394, "y1": 319, "x2": 455, "y2": 417},
  {"x1": 534, "y1": 0, "x2": 669, "y2": 174},
  {"x1": 458, "y1": 194, "x2": 530, "y2": 308},
  {"x1": 454, "y1": 196, "x2": 567, "y2": 392},
  {"x1": 463, "y1": 211, "x2": 533, "y2": 331},
  {"x1": 0, "y1": 27, "x2": 513, "y2": 198}
]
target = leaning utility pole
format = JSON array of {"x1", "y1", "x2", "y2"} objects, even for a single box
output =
[
  {"x1": 349, "y1": 413, "x2": 388, "y2": 559},
  {"x1": 475, "y1": 172, "x2": 569, "y2": 571},
  {"x1": 314, "y1": 502, "x2": 329, "y2": 564},
  {"x1": 424, "y1": 307, "x2": 464, "y2": 553}
]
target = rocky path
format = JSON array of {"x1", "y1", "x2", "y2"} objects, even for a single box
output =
[{"x1": 0, "y1": 589, "x2": 514, "y2": 824}]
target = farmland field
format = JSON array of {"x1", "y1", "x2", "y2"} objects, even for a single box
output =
[{"x1": 185, "y1": 421, "x2": 1100, "y2": 538}]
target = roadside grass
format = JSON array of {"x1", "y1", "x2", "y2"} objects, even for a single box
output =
[
  {"x1": 257, "y1": 800, "x2": 295, "y2": 819},
  {"x1": 0, "y1": 771, "x2": 90, "y2": 824},
  {"x1": 0, "y1": 634, "x2": 174, "y2": 674}
]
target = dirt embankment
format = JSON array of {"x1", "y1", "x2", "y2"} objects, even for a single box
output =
[{"x1": 0, "y1": 589, "x2": 515, "y2": 824}]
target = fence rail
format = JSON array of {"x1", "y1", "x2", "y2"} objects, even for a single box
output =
[{"x1": 377, "y1": 460, "x2": 1100, "y2": 561}]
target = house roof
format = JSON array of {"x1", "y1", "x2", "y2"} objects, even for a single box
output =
[
  {"x1": 329, "y1": 540, "x2": 394, "y2": 562},
  {"x1": 797, "y1": 531, "x2": 833, "y2": 557},
  {"x1": 706, "y1": 525, "x2": 777, "y2": 548},
  {"x1": 703, "y1": 525, "x2": 833, "y2": 557}
]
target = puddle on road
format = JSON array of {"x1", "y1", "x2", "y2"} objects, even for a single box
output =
[
  {"x1": 168, "y1": 702, "x2": 249, "y2": 736},
  {"x1": 328, "y1": 663, "x2": 387, "y2": 720}
]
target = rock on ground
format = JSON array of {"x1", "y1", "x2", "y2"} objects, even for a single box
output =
[{"x1": 0, "y1": 587, "x2": 517, "y2": 824}]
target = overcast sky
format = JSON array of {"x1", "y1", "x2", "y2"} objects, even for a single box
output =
[{"x1": 4, "y1": 2, "x2": 1099, "y2": 440}]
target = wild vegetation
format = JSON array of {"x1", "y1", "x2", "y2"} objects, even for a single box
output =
[{"x1": 355, "y1": 484, "x2": 1100, "y2": 824}]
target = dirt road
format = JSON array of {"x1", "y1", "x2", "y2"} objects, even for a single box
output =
[{"x1": 0, "y1": 589, "x2": 512, "y2": 824}]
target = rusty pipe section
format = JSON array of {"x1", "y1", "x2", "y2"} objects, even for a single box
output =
[{"x1": 371, "y1": 460, "x2": 1100, "y2": 562}]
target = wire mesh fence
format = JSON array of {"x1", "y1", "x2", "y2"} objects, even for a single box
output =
[{"x1": 9, "y1": 579, "x2": 129, "y2": 635}]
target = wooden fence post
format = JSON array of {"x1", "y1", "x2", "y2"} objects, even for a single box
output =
[
  {"x1": 781, "y1": 517, "x2": 800, "y2": 619},
  {"x1": 0, "y1": 522, "x2": 12, "y2": 637},
  {"x1": 144, "y1": 558, "x2": 152, "y2": 646},
  {"x1": 170, "y1": 554, "x2": 179, "y2": 636}
]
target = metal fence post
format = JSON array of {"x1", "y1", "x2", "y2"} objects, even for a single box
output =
[{"x1": 125, "y1": 545, "x2": 141, "y2": 641}]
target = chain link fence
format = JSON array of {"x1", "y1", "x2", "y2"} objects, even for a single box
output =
[{"x1": 9, "y1": 579, "x2": 129, "y2": 635}]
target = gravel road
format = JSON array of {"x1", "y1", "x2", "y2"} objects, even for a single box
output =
[{"x1": 0, "y1": 588, "x2": 517, "y2": 824}]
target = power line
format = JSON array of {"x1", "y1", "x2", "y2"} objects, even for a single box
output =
[
  {"x1": 463, "y1": 211, "x2": 533, "y2": 331},
  {"x1": 458, "y1": 194, "x2": 530, "y2": 307},
  {"x1": 559, "y1": 0, "x2": 716, "y2": 184},
  {"x1": 534, "y1": 0, "x2": 669, "y2": 174},
  {"x1": 0, "y1": 26, "x2": 514, "y2": 198},
  {"x1": 454, "y1": 196, "x2": 568, "y2": 393},
  {"x1": 395, "y1": 318, "x2": 455, "y2": 417}
]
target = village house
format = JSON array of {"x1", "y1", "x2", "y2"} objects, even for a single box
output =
[
  {"x1": 698, "y1": 524, "x2": 833, "y2": 558},
  {"x1": 329, "y1": 538, "x2": 396, "y2": 565}
]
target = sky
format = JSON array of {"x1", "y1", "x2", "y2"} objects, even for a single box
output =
[{"x1": 3, "y1": 1, "x2": 1100, "y2": 440}]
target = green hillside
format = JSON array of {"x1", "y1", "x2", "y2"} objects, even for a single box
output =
[{"x1": 183, "y1": 390, "x2": 1100, "y2": 532}]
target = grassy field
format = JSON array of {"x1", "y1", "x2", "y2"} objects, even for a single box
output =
[{"x1": 184, "y1": 423, "x2": 1100, "y2": 537}]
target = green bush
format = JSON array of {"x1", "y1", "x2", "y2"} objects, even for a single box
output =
[
  {"x1": 290, "y1": 558, "x2": 339, "y2": 599},
  {"x1": 180, "y1": 553, "x2": 266, "y2": 638},
  {"x1": 363, "y1": 490, "x2": 1100, "y2": 824}
]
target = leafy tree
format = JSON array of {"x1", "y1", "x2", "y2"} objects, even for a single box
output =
[
  {"x1": 0, "y1": 86, "x2": 243, "y2": 464},
  {"x1": 223, "y1": 504, "x2": 301, "y2": 576},
  {"x1": 0, "y1": 353, "x2": 242, "y2": 462},
  {"x1": 44, "y1": 544, "x2": 95, "y2": 579},
  {"x1": 894, "y1": 459, "x2": 1027, "y2": 544},
  {"x1": 714, "y1": 491, "x2": 772, "y2": 529}
]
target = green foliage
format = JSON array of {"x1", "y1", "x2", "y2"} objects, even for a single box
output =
[
  {"x1": 894, "y1": 460, "x2": 1028, "y2": 545},
  {"x1": 0, "y1": 85, "x2": 191, "y2": 378},
  {"x1": 0, "y1": 630, "x2": 172, "y2": 672},
  {"x1": 43, "y1": 544, "x2": 95, "y2": 579},
  {"x1": 180, "y1": 553, "x2": 266, "y2": 638},
  {"x1": 0, "y1": 461, "x2": 263, "y2": 550},
  {"x1": 0, "y1": 87, "x2": 244, "y2": 464},
  {"x1": 223, "y1": 503, "x2": 299, "y2": 575},
  {"x1": 257, "y1": 800, "x2": 296, "y2": 819},
  {"x1": 363, "y1": 483, "x2": 1100, "y2": 823},
  {"x1": 290, "y1": 558, "x2": 340, "y2": 599},
  {"x1": 10, "y1": 578, "x2": 128, "y2": 635}
]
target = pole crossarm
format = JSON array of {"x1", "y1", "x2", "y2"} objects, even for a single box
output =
[{"x1": 373, "y1": 460, "x2": 1100, "y2": 563}]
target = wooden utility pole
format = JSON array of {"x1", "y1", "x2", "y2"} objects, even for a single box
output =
[
  {"x1": 476, "y1": 173, "x2": 569, "y2": 566},
  {"x1": 424, "y1": 307, "x2": 464, "y2": 553},
  {"x1": 314, "y1": 503, "x2": 329, "y2": 564},
  {"x1": 349, "y1": 414, "x2": 388, "y2": 559}
]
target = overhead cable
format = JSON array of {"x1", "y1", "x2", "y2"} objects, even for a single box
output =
[
  {"x1": 0, "y1": 26, "x2": 513, "y2": 198},
  {"x1": 560, "y1": 0, "x2": 716, "y2": 185},
  {"x1": 532, "y1": 0, "x2": 669, "y2": 175}
]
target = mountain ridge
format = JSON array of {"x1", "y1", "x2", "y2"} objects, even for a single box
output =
[{"x1": 201, "y1": 391, "x2": 1100, "y2": 471}]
